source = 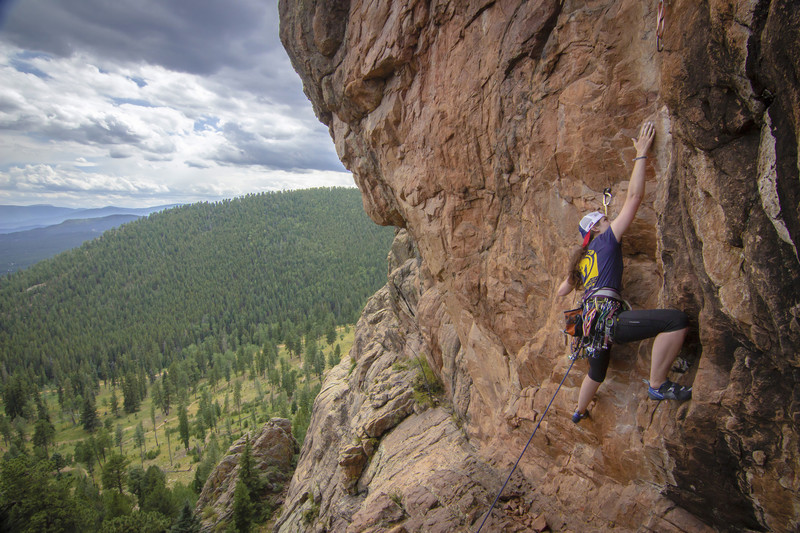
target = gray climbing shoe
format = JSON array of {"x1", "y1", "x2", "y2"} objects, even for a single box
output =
[{"x1": 647, "y1": 380, "x2": 692, "y2": 401}]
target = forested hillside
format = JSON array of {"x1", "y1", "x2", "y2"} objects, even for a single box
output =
[
  {"x1": 0, "y1": 188, "x2": 392, "y2": 532},
  {"x1": 0, "y1": 188, "x2": 393, "y2": 386}
]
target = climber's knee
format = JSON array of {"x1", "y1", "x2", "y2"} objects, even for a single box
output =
[{"x1": 587, "y1": 348, "x2": 610, "y2": 383}]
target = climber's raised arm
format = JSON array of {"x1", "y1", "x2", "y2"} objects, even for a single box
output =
[{"x1": 610, "y1": 121, "x2": 655, "y2": 241}]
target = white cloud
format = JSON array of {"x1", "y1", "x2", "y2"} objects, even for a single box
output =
[
  {"x1": 0, "y1": 1, "x2": 349, "y2": 208},
  {"x1": 1, "y1": 164, "x2": 169, "y2": 193},
  {"x1": 0, "y1": 161, "x2": 353, "y2": 208}
]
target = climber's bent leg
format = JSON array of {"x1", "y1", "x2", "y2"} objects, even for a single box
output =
[
  {"x1": 613, "y1": 309, "x2": 690, "y2": 393},
  {"x1": 648, "y1": 326, "x2": 688, "y2": 389},
  {"x1": 613, "y1": 309, "x2": 689, "y2": 344}
]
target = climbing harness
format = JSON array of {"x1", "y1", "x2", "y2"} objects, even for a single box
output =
[
  {"x1": 656, "y1": 0, "x2": 666, "y2": 52},
  {"x1": 602, "y1": 187, "x2": 613, "y2": 216},
  {"x1": 475, "y1": 356, "x2": 577, "y2": 533},
  {"x1": 570, "y1": 296, "x2": 624, "y2": 359},
  {"x1": 564, "y1": 288, "x2": 628, "y2": 360}
]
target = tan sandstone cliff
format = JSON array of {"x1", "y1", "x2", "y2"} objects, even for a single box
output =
[{"x1": 277, "y1": 1, "x2": 800, "y2": 531}]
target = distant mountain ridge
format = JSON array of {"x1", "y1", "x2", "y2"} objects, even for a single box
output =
[
  {"x1": 0, "y1": 214, "x2": 141, "y2": 273},
  {"x1": 0, "y1": 204, "x2": 179, "y2": 274},
  {"x1": 0, "y1": 204, "x2": 177, "y2": 233}
]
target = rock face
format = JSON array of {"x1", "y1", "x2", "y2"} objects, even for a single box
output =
[
  {"x1": 278, "y1": 1, "x2": 800, "y2": 531},
  {"x1": 275, "y1": 229, "x2": 544, "y2": 532},
  {"x1": 195, "y1": 418, "x2": 297, "y2": 531}
]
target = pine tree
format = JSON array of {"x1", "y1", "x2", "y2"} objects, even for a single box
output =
[
  {"x1": 140, "y1": 465, "x2": 173, "y2": 516},
  {"x1": 0, "y1": 415, "x2": 12, "y2": 447},
  {"x1": 150, "y1": 404, "x2": 159, "y2": 447},
  {"x1": 165, "y1": 415, "x2": 173, "y2": 466},
  {"x1": 101, "y1": 453, "x2": 129, "y2": 494},
  {"x1": 109, "y1": 388, "x2": 119, "y2": 417},
  {"x1": 281, "y1": 366, "x2": 296, "y2": 399},
  {"x1": 161, "y1": 376, "x2": 173, "y2": 415},
  {"x1": 232, "y1": 478, "x2": 253, "y2": 532},
  {"x1": 80, "y1": 394, "x2": 100, "y2": 433},
  {"x1": 303, "y1": 338, "x2": 317, "y2": 381},
  {"x1": 327, "y1": 344, "x2": 341, "y2": 368},
  {"x1": 2, "y1": 374, "x2": 28, "y2": 419},
  {"x1": 0, "y1": 454, "x2": 97, "y2": 532},
  {"x1": 34, "y1": 393, "x2": 49, "y2": 422},
  {"x1": 30, "y1": 393, "x2": 55, "y2": 456},
  {"x1": 234, "y1": 380, "x2": 242, "y2": 431},
  {"x1": 32, "y1": 418, "x2": 55, "y2": 455},
  {"x1": 171, "y1": 500, "x2": 201, "y2": 533},
  {"x1": 62, "y1": 385, "x2": 78, "y2": 425},
  {"x1": 313, "y1": 348, "x2": 325, "y2": 377},
  {"x1": 122, "y1": 371, "x2": 141, "y2": 413},
  {"x1": 233, "y1": 436, "x2": 267, "y2": 530},
  {"x1": 74, "y1": 439, "x2": 96, "y2": 477},
  {"x1": 95, "y1": 427, "x2": 112, "y2": 464},
  {"x1": 178, "y1": 404, "x2": 190, "y2": 450},
  {"x1": 115, "y1": 423, "x2": 124, "y2": 453},
  {"x1": 240, "y1": 438, "x2": 253, "y2": 474},
  {"x1": 134, "y1": 422, "x2": 146, "y2": 463}
]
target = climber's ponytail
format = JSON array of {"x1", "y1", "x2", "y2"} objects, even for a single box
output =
[{"x1": 567, "y1": 243, "x2": 588, "y2": 289}]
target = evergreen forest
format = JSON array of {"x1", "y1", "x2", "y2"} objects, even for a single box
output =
[
  {"x1": 0, "y1": 187, "x2": 392, "y2": 384},
  {"x1": 0, "y1": 187, "x2": 395, "y2": 532}
]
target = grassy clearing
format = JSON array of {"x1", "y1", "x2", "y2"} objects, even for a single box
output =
[{"x1": 2, "y1": 325, "x2": 356, "y2": 489}]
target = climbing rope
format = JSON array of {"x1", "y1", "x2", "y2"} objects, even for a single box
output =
[
  {"x1": 656, "y1": 0, "x2": 666, "y2": 52},
  {"x1": 475, "y1": 357, "x2": 577, "y2": 533}
]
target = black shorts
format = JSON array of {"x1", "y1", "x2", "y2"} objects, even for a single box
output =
[{"x1": 587, "y1": 309, "x2": 689, "y2": 383}]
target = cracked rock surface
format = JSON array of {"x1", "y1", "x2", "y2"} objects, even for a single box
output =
[{"x1": 279, "y1": 1, "x2": 800, "y2": 531}]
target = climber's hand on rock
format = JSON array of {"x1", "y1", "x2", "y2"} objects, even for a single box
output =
[{"x1": 633, "y1": 121, "x2": 655, "y2": 157}]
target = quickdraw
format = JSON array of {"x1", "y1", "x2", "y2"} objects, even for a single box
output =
[
  {"x1": 568, "y1": 297, "x2": 625, "y2": 360},
  {"x1": 656, "y1": 0, "x2": 666, "y2": 52},
  {"x1": 602, "y1": 187, "x2": 612, "y2": 215}
]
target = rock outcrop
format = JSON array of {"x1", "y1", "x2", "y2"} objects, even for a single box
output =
[
  {"x1": 196, "y1": 418, "x2": 297, "y2": 531},
  {"x1": 278, "y1": 1, "x2": 800, "y2": 531},
  {"x1": 275, "y1": 229, "x2": 546, "y2": 532}
]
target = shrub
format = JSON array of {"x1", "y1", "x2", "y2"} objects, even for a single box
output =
[{"x1": 412, "y1": 356, "x2": 443, "y2": 407}]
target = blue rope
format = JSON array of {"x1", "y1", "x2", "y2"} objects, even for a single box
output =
[{"x1": 475, "y1": 357, "x2": 577, "y2": 532}]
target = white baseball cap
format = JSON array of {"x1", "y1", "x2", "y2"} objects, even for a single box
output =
[{"x1": 579, "y1": 211, "x2": 604, "y2": 246}]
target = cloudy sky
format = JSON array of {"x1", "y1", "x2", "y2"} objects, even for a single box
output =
[{"x1": 0, "y1": 0, "x2": 351, "y2": 208}]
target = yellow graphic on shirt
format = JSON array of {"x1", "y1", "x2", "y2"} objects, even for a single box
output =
[{"x1": 579, "y1": 250, "x2": 598, "y2": 289}]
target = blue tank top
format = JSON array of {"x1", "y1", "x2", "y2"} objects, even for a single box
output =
[{"x1": 578, "y1": 227, "x2": 623, "y2": 292}]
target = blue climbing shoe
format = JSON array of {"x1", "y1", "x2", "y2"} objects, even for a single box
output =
[
  {"x1": 648, "y1": 380, "x2": 692, "y2": 401},
  {"x1": 571, "y1": 410, "x2": 589, "y2": 423}
]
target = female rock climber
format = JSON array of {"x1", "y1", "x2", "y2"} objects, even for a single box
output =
[{"x1": 557, "y1": 120, "x2": 691, "y2": 424}]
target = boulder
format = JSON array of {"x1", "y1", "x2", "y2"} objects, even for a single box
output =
[{"x1": 195, "y1": 418, "x2": 298, "y2": 531}]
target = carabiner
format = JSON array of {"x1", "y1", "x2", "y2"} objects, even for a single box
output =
[{"x1": 602, "y1": 187, "x2": 612, "y2": 215}]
